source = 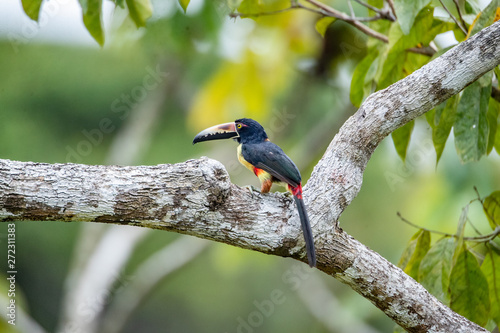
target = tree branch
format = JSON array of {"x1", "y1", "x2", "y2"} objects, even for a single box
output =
[
  {"x1": 397, "y1": 212, "x2": 500, "y2": 242},
  {"x1": 304, "y1": 20, "x2": 500, "y2": 231},
  {"x1": 229, "y1": 0, "x2": 391, "y2": 43},
  {"x1": 352, "y1": 0, "x2": 396, "y2": 21},
  {"x1": 1, "y1": 20, "x2": 499, "y2": 333}
]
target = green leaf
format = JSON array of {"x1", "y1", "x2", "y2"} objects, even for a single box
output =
[
  {"x1": 238, "y1": 0, "x2": 260, "y2": 13},
  {"x1": 377, "y1": 49, "x2": 405, "y2": 90},
  {"x1": 425, "y1": 106, "x2": 435, "y2": 127},
  {"x1": 402, "y1": 52, "x2": 429, "y2": 75},
  {"x1": 418, "y1": 236, "x2": 456, "y2": 303},
  {"x1": 377, "y1": 8, "x2": 453, "y2": 89},
  {"x1": 114, "y1": 0, "x2": 126, "y2": 8},
  {"x1": 392, "y1": 120, "x2": 414, "y2": 162},
  {"x1": 487, "y1": 98, "x2": 499, "y2": 154},
  {"x1": 428, "y1": 95, "x2": 459, "y2": 165},
  {"x1": 21, "y1": 0, "x2": 43, "y2": 21},
  {"x1": 404, "y1": 230, "x2": 430, "y2": 279},
  {"x1": 453, "y1": 74, "x2": 492, "y2": 163},
  {"x1": 398, "y1": 229, "x2": 423, "y2": 269},
  {"x1": 468, "y1": 0, "x2": 499, "y2": 37},
  {"x1": 495, "y1": 66, "x2": 500, "y2": 84},
  {"x1": 398, "y1": 229, "x2": 431, "y2": 279},
  {"x1": 178, "y1": 0, "x2": 190, "y2": 13},
  {"x1": 79, "y1": 0, "x2": 105, "y2": 47},
  {"x1": 449, "y1": 247, "x2": 490, "y2": 326},
  {"x1": 393, "y1": 324, "x2": 405, "y2": 333},
  {"x1": 464, "y1": 0, "x2": 482, "y2": 15},
  {"x1": 237, "y1": 0, "x2": 289, "y2": 20},
  {"x1": 350, "y1": 48, "x2": 378, "y2": 107},
  {"x1": 496, "y1": 114, "x2": 500, "y2": 155},
  {"x1": 126, "y1": 0, "x2": 153, "y2": 28},
  {"x1": 366, "y1": 0, "x2": 392, "y2": 39},
  {"x1": 454, "y1": 204, "x2": 469, "y2": 262},
  {"x1": 315, "y1": 17, "x2": 336, "y2": 37},
  {"x1": 481, "y1": 249, "x2": 500, "y2": 327},
  {"x1": 393, "y1": 0, "x2": 432, "y2": 35},
  {"x1": 367, "y1": 0, "x2": 383, "y2": 8},
  {"x1": 453, "y1": 25, "x2": 467, "y2": 42},
  {"x1": 483, "y1": 191, "x2": 500, "y2": 230}
]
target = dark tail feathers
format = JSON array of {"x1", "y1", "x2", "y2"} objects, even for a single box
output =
[{"x1": 293, "y1": 196, "x2": 316, "y2": 267}]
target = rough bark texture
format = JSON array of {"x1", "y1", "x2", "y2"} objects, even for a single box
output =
[{"x1": 1, "y1": 21, "x2": 500, "y2": 333}]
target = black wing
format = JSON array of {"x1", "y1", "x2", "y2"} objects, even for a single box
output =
[{"x1": 241, "y1": 141, "x2": 301, "y2": 187}]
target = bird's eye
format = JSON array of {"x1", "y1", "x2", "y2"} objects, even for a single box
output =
[{"x1": 236, "y1": 124, "x2": 242, "y2": 129}]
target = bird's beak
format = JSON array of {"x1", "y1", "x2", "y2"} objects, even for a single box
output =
[{"x1": 192, "y1": 122, "x2": 239, "y2": 144}]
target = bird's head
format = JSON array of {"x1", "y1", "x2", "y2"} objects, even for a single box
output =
[{"x1": 193, "y1": 118, "x2": 268, "y2": 145}]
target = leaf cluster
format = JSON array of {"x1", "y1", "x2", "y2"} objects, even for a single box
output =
[
  {"x1": 398, "y1": 190, "x2": 500, "y2": 329},
  {"x1": 349, "y1": 0, "x2": 500, "y2": 164},
  {"x1": 20, "y1": 0, "x2": 153, "y2": 46}
]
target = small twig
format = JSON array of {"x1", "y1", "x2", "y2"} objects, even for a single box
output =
[
  {"x1": 305, "y1": 0, "x2": 390, "y2": 42},
  {"x1": 231, "y1": 0, "x2": 391, "y2": 43},
  {"x1": 466, "y1": 217, "x2": 483, "y2": 236},
  {"x1": 438, "y1": 0, "x2": 467, "y2": 35},
  {"x1": 470, "y1": 227, "x2": 500, "y2": 242},
  {"x1": 473, "y1": 186, "x2": 483, "y2": 204},
  {"x1": 407, "y1": 46, "x2": 436, "y2": 56},
  {"x1": 353, "y1": 15, "x2": 390, "y2": 22},
  {"x1": 386, "y1": 0, "x2": 397, "y2": 19},
  {"x1": 231, "y1": 0, "x2": 440, "y2": 56},
  {"x1": 469, "y1": 246, "x2": 485, "y2": 261},
  {"x1": 488, "y1": 239, "x2": 500, "y2": 251},
  {"x1": 474, "y1": 186, "x2": 499, "y2": 227},
  {"x1": 304, "y1": 0, "x2": 358, "y2": 20},
  {"x1": 348, "y1": 0, "x2": 355, "y2": 17},
  {"x1": 452, "y1": 0, "x2": 468, "y2": 33},
  {"x1": 353, "y1": 0, "x2": 381, "y2": 13},
  {"x1": 397, "y1": 212, "x2": 452, "y2": 237},
  {"x1": 397, "y1": 212, "x2": 500, "y2": 242},
  {"x1": 352, "y1": 0, "x2": 396, "y2": 21},
  {"x1": 229, "y1": 4, "x2": 299, "y2": 18}
]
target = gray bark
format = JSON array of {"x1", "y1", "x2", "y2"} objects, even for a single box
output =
[{"x1": 1, "y1": 20, "x2": 500, "y2": 333}]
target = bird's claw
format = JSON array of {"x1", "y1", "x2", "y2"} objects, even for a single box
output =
[{"x1": 244, "y1": 185, "x2": 260, "y2": 196}]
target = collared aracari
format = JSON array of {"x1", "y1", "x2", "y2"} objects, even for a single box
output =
[{"x1": 193, "y1": 118, "x2": 316, "y2": 267}]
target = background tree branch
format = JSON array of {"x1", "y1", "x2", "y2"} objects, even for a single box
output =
[{"x1": 1, "y1": 19, "x2": 499, "y2": 333}]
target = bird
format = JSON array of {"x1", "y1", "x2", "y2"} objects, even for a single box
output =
[{"x1": 193, "y1": 118, "x2": 316, "y2": 267}]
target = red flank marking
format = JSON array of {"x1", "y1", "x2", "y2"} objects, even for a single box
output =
[{"x1": 253, "y1": 167, "x2": 265, "y2": 177}]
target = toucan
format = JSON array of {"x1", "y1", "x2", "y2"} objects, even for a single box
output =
[{"x1": 193, "y1": 118, "x2": 316, "y2": 267}]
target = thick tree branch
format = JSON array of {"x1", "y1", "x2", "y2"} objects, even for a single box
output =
[
  {"x1": 0, "y1": 158, "x2": 488, "y2": 333},
  {"x1": 0, "y1": 158, "x2": 308, "y2": 257},
  {"x1": 1, "y1": 21, "x2": 499, "y2": 333}
]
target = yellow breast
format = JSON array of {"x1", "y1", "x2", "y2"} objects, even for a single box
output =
[{"x1": 237, "y1": 144, "x2": 255, "y2": 173}]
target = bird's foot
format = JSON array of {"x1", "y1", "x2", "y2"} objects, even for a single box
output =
[{"x1": 244, "y1": 185, "x2": 260, "y2": 196}]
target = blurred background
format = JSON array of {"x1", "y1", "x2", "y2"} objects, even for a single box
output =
[{"x1": 0, "y1": 0, "x2": 499, "y2": 332}]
